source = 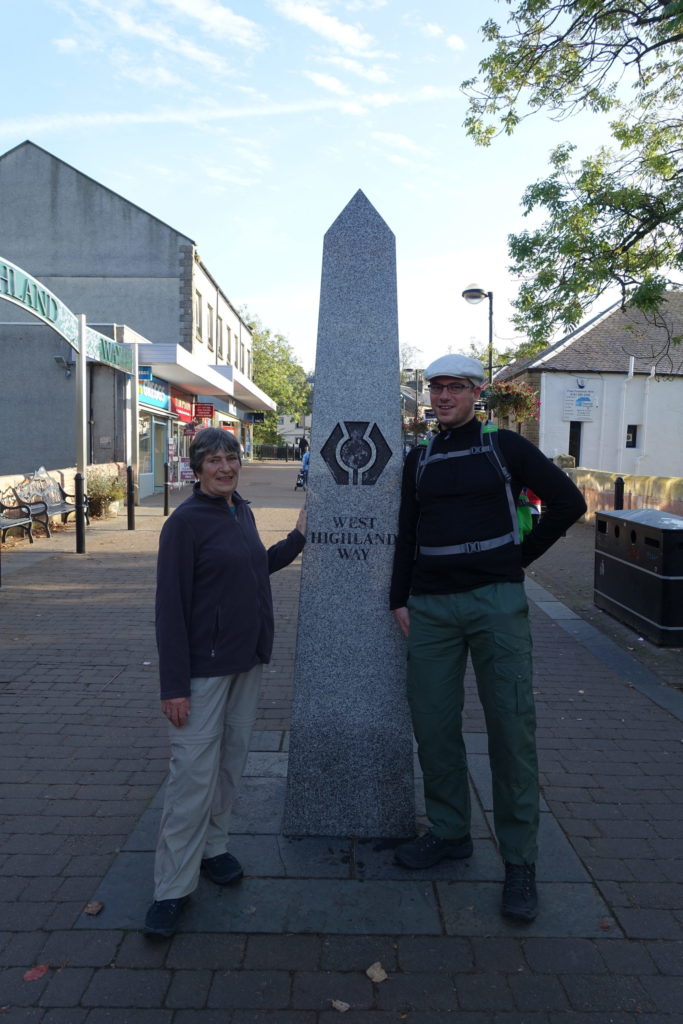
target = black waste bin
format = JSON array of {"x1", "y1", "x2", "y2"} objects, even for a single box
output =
[{"x1": 594, "y1": 509, "x2": 683, "y2": 646}]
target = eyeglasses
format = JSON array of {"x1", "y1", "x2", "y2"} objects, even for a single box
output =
[{"x1": 427, "y1": 382, "x2": 473, "y2": 395}]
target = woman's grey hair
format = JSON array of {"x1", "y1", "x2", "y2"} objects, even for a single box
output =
[{"x1": 189, "y1": 428, "x2": 241, "y2": 475}]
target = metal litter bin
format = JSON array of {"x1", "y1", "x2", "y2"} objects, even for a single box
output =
[{"x1": 594, "y1": 509, "x2": 683, "y2": 646}]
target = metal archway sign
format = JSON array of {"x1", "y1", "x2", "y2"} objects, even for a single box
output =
[{"x1": 1, "y1": 255, "x2": 138, "y2": 476}]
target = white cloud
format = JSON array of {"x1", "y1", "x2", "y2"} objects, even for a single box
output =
[
  {"x1": 118, "y1": 61, "x2": 190, "y2": 89},
  {"x1": 372, "y1": 131, "x2": 428, "y2": 154},
  {"x1": 421, "y1": 22, "x2": 444, "y2": 39},
  {"x1": 318, "y1": 55, "x2": 389, "y2": 83},
  {"x1": 446, "y1": 34, "x2": 466, "y2": 52},
  {"x1": 271, "y1": 0, "x2": 375, "y2": 56},
  {"x1": 53, "y1": 37, "x2": 79, "y2": 52},
  {"x1": 205, "y1": 166, "x2": 258, "y2": 186},
  {"x1": 303, "y1": 71, "x2": 351, "y2": 95},
  {"x1": 152, "y1": 0, "x2": 265, "y2": 49},
  {"x1": 79, "y1": 0, "x2": 232, "y2": 75}
]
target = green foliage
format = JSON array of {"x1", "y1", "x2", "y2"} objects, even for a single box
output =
[
  {"x1": 464, "y1": 0, "x2": 683, "y2": 349},
  {"x1": 482, "y1": 380, "x2": 540, "y2": 422},
  {"x1": 246, "y1": 314, "x2": 312, "y2": 444},
  {"x1": 87, "y1": 470, "x2": 126, "y2": 517}
]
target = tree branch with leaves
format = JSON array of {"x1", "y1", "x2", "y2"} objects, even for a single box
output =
[{"x1": 464, "y1": 0, "x2": 683, "y2": 351}]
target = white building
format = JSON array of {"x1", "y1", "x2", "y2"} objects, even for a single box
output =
[
  {"x1": 498, "y1": 295, "x2": 683, "y2": 478},
  {"x1": 0, "y1": 141, "x2": 275, "y2": 496}
]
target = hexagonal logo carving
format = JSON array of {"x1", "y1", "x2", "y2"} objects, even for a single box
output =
[{"x1": 320, "y1": 421, "x2": 392, "y2": 485}]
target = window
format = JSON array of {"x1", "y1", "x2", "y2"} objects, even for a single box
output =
[
  {"x1": 195, "y1": 291, "x2": 202, "y2": 340},
  {"x1": 216, "y1": 316, "x2": 223, "y2": 359},
  {"x1": 240, "y1": 341, "x2": 245, "y2": 373},
  {"x1": 626, "y1": 424, "x2": 638, "y2": 448},
  {"x1": 226, "y1": 326, "x2": 232, "y2": 364},
  {"x1": 207, "y1": 304, "x2": 214, "y2": 351}
]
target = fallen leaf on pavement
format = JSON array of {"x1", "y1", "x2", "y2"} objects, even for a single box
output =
[
  {"x1": 599, "y1": 920, "x2": 611, "y2": 931},
  {"x1": 83, "y1": 901, "x2": 104, "y2": 916},
  {"x1": 23, "y1": 965, "x2": 49, "y2": 981},
  {"x1": 366, "y1": 961, "x2": 388, "y2": 982},
  {"x1": 331, "y1": 999, "x2": 350, "y2": 1012}
]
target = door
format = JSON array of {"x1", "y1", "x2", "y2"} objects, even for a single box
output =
[
  {"x1": 568, "y1": 420, "x2": 582, "y2": 466},
  {"x1": 153, "y1": 421, "x2": 167, "y2": 489}
]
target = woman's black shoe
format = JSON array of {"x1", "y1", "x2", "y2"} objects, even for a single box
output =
[{"x1": 143, "y1": 896, "x2": 189, "y2": 938}]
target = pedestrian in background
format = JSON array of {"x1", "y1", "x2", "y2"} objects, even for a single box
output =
[{"x1": 144, "y1": 427, "x2": 306, "y2": 938}]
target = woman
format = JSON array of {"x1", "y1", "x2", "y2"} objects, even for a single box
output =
[{"x1": 144, "y1": 428, "x2": 306, "y2": 937}]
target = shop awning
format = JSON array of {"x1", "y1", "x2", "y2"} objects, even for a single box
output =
[{"x1": 138, "y1": 344, "x2": 236, "y2": 398}]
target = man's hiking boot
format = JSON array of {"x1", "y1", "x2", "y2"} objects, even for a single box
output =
[
  {"x1": 395, "y1": 830, "x2": 473, "y2": 869},
  {"x1": 502, "y1": 862, "x2": 538, "y2": 921}
]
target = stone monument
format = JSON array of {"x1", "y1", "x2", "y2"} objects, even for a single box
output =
[{"x1": 283, "y1": 190, "x2": 414, "y2": 837}]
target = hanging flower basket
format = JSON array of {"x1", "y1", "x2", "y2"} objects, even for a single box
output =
[{"x1": 481, "y1": 380, "x2": 540, "y2": 423}]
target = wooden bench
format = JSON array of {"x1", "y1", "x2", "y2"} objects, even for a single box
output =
[
  {"x1": 0, "y1": 491, "x2": 35, "y2": 544},
  {"x1": 12, "y1": 471, "x2": 90, "y2": 539}
]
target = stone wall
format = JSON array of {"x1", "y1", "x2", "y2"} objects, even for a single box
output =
[{"x1": 567, "y1": 467, "x2": 683, "y2": 519}]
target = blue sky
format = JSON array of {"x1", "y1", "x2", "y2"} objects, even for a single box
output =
[{"x1": 2, "y1": 0, "x2": 611, "y2": 371}]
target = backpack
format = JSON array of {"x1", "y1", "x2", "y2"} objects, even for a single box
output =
[{"x1": 414, "y1": 422, "x2": 534, "y2": 554}]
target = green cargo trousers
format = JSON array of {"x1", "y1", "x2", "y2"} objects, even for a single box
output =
[{"x1": 406, "y1": 583, "x2": 539, "y2": 865}]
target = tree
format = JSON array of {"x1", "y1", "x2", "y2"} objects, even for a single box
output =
[
  {"x1": 464, "y1": 0, "x2": 683, "y2": 352},
  {"x1": 247, "y1": 314, "x2": 312, "y2": 444}
]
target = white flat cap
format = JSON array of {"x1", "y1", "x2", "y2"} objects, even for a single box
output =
[{"x1": 423, "y1": 354, "x2": 486, "y2": 385}]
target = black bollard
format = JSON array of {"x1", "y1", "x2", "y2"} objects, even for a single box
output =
[
  {"x1": 614, "y1": 476, "x2": 624, "y2": 511},
  {"x1": 75, "y1": 473, "x2": 86, "y2": 553},
  {"x1": 164, "y1": 462, "x2": 170, "y2": 517},
  {"x1": 126, "y1": 465, "x2": 135, "y2": 530}
]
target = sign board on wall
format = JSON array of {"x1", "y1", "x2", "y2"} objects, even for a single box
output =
[
  {"x1": 194, "y1": 403, "x2": 214, "y2": 418},
  {"x1": 562, "y1": 387, "x2": 597, "y2": 421}
]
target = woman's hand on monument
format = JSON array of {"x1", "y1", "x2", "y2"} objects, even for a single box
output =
[
  {"x1": 393, "y1": 607, "x2": 410, "y2": 638},
  {"x1": 161, "y1": 697, "x2": 191, "y2": 728},
  {"x1": 295, "y1": 506, "x2": 307, "y2": 536}
]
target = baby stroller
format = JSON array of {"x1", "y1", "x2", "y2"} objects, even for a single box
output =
[{"x1": 294, "y1": 468, "x2": 306, "y2": 491}]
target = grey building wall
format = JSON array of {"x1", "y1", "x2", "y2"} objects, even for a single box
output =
[
  {"x1": 0, "y1": 325, "x2": 78, "y2": 475},
  {"x1": 0, "y1": 141, "x2": 193, "y2": 346}
]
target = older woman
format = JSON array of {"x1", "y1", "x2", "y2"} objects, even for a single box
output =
[{"x1": 144, "y1": 428, "x2": 306, "y2": 937}]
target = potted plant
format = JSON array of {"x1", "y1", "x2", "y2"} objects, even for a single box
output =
[
  {"x1": 87, "y1": 470, "x2": 126, "y2": 518},
  {"x1": 482, "y1": 380, "x2": 540, "y2": 423}
]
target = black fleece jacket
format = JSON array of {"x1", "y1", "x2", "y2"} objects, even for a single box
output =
[
  {"x1": 390, "y1": 418, "x2": 586, "y2": 608},
  {"x1": 155, "y1": 484, "x2": 305, "y2": 700}
]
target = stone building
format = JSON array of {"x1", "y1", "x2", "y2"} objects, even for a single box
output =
[
  {"x1": 0, "y1": 140, "x2": 274, "y2": 496},
  {"x1": 495, "y1": 295, "x2": 683, "y2": 478}
]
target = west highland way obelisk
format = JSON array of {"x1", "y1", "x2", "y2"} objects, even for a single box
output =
[{"x1": 283, "y1": 191, "x2": 414, "y2": 837}]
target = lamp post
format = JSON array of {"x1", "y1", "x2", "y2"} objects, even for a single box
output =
[{"x1": 462, "y1": 284, "x2": 493, "y2": 384}]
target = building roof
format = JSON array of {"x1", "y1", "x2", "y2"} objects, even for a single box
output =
[{"x1": 498, "y1": 293, "x2": 683, "y2": 380}]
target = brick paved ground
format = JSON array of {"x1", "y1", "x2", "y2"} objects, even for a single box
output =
[{"x1": 0, "y1": 462, "x2": 682, "y2": 1022}]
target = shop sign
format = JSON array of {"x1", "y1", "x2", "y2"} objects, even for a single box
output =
[
  {"x1": 171, "y1": 393, "x2": 194, "y2": 422},
  {"x1": 179, "y1": 457, "x2": 195, "y2": 481},
  {"x1": 139, "y1": 375, "x2": 170, "y2": 411},
  {"x1": 562, "y1": 386, "x2": 597, "y2": 421},
  {"x1": 183, "y1": 425, "x2": 196, "y2": 437},
  {"x1": 194, "y1": 402, "x2": 214, "y2": 418},
  {"x1": 139, "y1": 365, "x2": 153, "y2": 380}
]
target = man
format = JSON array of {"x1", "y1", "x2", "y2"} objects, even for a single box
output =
[{"x1": 390, "y1": 354, "x2": 586, "y2": 921}]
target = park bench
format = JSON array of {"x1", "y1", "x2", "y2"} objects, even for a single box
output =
[
  {"x1": 12, "y1": 470, "x2": 90, "y2": 538},
  {"x1": 0, "y1": 490, "x2": 35, "y2": 543}
]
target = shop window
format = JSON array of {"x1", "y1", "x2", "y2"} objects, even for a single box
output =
[
  {"x1": 626, "y1": 424, "x2": 638, "y2": 448},
  {"x1": 139, "y1": 413, "x2": 152, "y2": 474}
]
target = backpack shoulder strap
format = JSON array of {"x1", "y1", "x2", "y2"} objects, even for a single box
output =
[{"x1": 481, "y1": 423, "x2": 520, "y2": 544}]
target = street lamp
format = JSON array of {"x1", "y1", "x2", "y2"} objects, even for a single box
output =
[{"x1": 462, "y1": 284, "x2": 493, "y2": 385}]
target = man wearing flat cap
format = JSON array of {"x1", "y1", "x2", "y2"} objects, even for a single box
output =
[{"x1": 390, "y1": 353, "x2": 586, "y2": 921}]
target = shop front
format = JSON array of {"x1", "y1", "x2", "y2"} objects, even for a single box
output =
[{"x1": 138, "y1": 375, "x2": 174, "y2": 499}]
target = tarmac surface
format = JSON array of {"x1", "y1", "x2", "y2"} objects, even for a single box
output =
[{"x1": 0, "y1": 460, "x2": 682, "y2": 1023}]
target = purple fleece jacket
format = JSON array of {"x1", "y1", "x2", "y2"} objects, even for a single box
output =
[{"x1": 155, "y1": 484, "x2": 305, "y2": 700}]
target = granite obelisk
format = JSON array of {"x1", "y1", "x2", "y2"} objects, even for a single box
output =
[{"x1": 283, "y1": 191, "x2": 414, "y2": 837}]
